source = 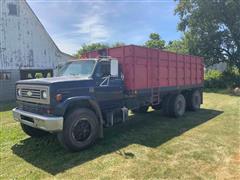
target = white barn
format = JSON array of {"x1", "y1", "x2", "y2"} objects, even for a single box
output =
[{"x1": 0, "y1": 0, "x2": 73, "y2": 102}]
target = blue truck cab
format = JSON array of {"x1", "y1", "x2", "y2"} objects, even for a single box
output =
[{"x1": 13, "y1": 57, "x2": 128, "y2": 151}]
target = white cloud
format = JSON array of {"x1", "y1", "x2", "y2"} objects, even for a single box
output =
[
  {"x1": 28, "y1": 1, "x2": 180, "y2": 55},
  {"x1": 53, "y1": 36, "x2": 81, "y2": 55},
  {"x1": 46, "y1": 2, "x2": 111, "y2": 54},
  {"x1": 73, "y1": 2, "x2": 110, "y2": 43},
  {"x1": 74, "y1": 16, "x2": 109, "y2": 42}
]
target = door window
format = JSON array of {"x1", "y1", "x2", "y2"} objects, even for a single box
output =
[{"x1": 95, "y1": 62, "x2": 110, "y2": 78}]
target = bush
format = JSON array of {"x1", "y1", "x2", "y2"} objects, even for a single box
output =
[
  {"x1": 204, "y1": 70, "x2": 225, "y2": 88},
  {"x1": 204, "y1": 69, "x2": 240, "y2": 89},
  {"x1": 35, "y1": 73, "x2": 43, "y2": 79},
  {"x1": 222, "y1": 69, "x2": 240, "y2": 88}
]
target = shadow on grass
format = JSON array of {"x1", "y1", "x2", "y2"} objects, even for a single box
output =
[
  {"x1": 11, "y1": 108, "x2": 223, "y2": 175},
  {"x1": 0, "y1": 102, "x2": 16, "y2": 112}
]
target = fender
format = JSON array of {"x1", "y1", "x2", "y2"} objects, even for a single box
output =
[{"x1": 56, "y1": 96, "x2": 104, "y2": 138}]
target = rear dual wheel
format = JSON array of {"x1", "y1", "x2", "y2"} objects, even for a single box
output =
[
  {"x1": 169, "y1": 94, "x2": 186, "y2": 117},
  {"x1": 163, "y1": 94, "x2": 186, "y2": 117},
  {"x1": 186, "y1": 90, "x2": 201, "y2": 111},
  {"x1": 162, "y1": 95, "x2": 172, "y2": 116}
]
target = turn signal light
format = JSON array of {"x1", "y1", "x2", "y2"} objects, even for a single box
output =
[{"x1": 56, "y1": 94, "x2": 62, "y2": 102}]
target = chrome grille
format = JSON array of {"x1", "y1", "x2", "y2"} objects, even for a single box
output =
[
  {"x1": 21, "y1": 89, "x2": 41, "y2": 99},
  {"x1": 16, "y1": 84, "x2": 50, "y2": 104}
]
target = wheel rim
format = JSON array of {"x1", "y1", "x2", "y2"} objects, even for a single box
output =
[
  {"x1": 72, "y1": 118, "x2": 91, "y2": 142},
  {"x1": 176, "y1": 100, "x2": 183, "y2": 112},
  {"x1": 175, "y1": 96, "x2": 185, "y2": 116}
]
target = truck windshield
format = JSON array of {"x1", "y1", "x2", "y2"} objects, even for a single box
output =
[{"x1": 58, "y1": 60, "x2": 96, "y2": 77}]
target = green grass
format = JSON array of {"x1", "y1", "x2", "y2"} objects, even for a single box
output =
[{"x1": 0, "y1": 92, "x2": 240, "y2": 179}]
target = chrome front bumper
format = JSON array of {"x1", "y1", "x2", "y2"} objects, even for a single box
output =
[{"x1": 12, "y1": 108, "x2": 63, "y2": 132}]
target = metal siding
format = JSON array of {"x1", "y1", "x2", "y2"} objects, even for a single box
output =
[
  {"x1": 0, "y1": 0, "x2": 74, "y2": 101},
  {"x1": 0, "y1": 69, "x2": 20, "y2": 102},
  {"x1": 84, "y1": 45, "x2": 204, "y2": 91},
  {"x1": 0, "y1": 0, "x2": 72, "y2": 71}
]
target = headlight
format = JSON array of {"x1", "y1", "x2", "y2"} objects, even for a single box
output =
[
  {"x1": 41, "y1": 90, "x2": 48, "y2": 99},
  {"x1": 17, "y1": 89, "x2": 21, "y2": 96}
]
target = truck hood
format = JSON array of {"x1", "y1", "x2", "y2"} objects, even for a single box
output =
[{"x1": 16, "y1": 76, "x2": 92, "y2": 85}]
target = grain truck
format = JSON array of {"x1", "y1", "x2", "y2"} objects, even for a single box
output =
[{"x1": 12, "y1": 45, "x2": 204, "y2": 151}]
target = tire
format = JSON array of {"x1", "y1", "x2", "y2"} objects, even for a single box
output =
[
  {"x1": 162, "y1": 95, "x2": 172, "y2": 116},
  {"x1": 20, "y1": 123, "x2": 49, "y2": 138},
  {"x1": 132, "y1": 106, "x2": 149, "y2": 113},
  {"x1": 57, "y1": 108, "x2": 99, "y2": 152},
  {"x1": 187, "y1": 90, "x2": 201, "y2": 111},
  {"x1": 169, "y1": 94, "x2": 186, "y2": 117}
]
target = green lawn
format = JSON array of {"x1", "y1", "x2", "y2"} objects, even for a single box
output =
[{"x1": 0, "y1": 92, "x2": 239, "y2": 179}]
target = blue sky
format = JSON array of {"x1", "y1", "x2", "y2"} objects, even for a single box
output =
[{"x1": 27, "y1": 0, "x2": 182, "y2": 55}]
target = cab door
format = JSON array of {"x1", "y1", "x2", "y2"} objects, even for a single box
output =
[{"x1": 94, "y1": 61, "x2": 124, "y2": 110}]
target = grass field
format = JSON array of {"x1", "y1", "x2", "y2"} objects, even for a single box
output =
[{"x1": 0, "y1": 92, "x2": 239, "y2": 179}]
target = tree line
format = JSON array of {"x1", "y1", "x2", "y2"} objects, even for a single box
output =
[
  {"x1": 75, "y1": 33, "x2": 188, "y2": 59},
  {"x1": 75, "y1": 0, "x2": 240, "y2": 72}
]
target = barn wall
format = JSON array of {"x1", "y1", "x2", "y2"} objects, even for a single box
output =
[
  {"x1": 0, "y1": 0, "x2": 74, "y2": 102},
  {"x1": 0, "y1": 69, "x2": 20, "y2": 101},
  {"x1": 0, "y1": 0, "x2": 72, "y2": 70}
]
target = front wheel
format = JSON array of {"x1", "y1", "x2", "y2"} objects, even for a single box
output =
[
  {"x1": 57, "y1": 108, "x2": 99, "y2": 152},
  {"x1": 20, "y1": 123, "x2": 49, "y2": 137}
]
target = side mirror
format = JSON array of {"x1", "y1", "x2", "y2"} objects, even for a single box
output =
[{"x1": 110, "y1": 59, "x2": 118, "y2": 77}]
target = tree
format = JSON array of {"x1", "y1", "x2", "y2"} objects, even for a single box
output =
[
  {"x1": 165, "y1": 38, "x2": 189, "y2": 54},
  {"x1": 145, "y1": 33, "x2": 165, "y2": 49},
  {"x1": 112, "y1": 42, "x2": 125, "y2": 48},
  {"x1": 76, "y1": 43, "x2": 109, "y2": 57},
  {"x1": 75, "y1": 42, "x2": 126, "y2": 57},
  {"x1": 175, "y1": 0, "x2": 240, "y2": 71}
]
